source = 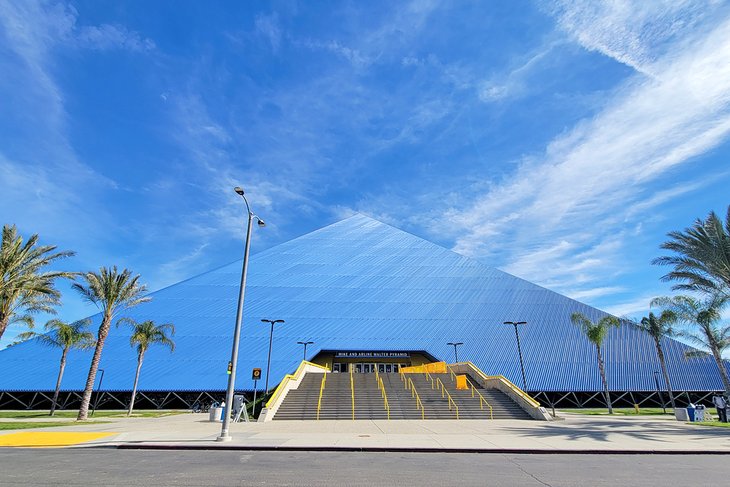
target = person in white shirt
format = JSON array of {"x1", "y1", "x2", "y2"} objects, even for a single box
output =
[{"x1": 712, "y1": 395, "x2": 727, "y2": 422}]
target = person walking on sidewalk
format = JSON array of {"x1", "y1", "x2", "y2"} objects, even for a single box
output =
[{"x1": 712, "y1": 395, "x2": 727, "y2": 422}]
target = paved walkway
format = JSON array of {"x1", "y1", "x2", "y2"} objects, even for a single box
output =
[{"x1": 0, "y1": 413, "x2": 728, "y2": 451}]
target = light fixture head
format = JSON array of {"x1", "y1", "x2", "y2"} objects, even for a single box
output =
[
  {"x1": 257, "y1": 218, "x2": 266, "y2": 228},
  {"x1": 234, "y1": 187, "x2": 245, "y2": 196}
]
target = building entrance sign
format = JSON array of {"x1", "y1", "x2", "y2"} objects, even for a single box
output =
[{"x1": 334, "y1": 351, "x2": 410, "y2": 358}]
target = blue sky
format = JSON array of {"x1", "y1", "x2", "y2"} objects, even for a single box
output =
[{"x1": 1, "y1": 0, "x2": 730, "y2": 348}]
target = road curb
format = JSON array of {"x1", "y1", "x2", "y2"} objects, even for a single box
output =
[{"x1": 115, "y1": 444, "x2": 730, "y2": 455}]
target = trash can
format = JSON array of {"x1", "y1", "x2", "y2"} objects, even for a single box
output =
[
  {"x1": 674, "y1": 408, "x2": 689, "y2": 421},
  {"x1": 209, "y1": 406, "x2": 223, "y2": 422},
  {"x1": 686, "y1": 407, "x2": 695, "y2": 422},
  {"x1": 694, "y1": 405, "x2": 705, "y2": 422}
]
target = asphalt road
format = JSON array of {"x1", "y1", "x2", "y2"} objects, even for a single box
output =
[{"x1": 1, "y1": 449, "x2": 728, "y2": 486}]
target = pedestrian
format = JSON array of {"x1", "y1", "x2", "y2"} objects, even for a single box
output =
[{"x1": 712, "y1": 395, "x2": 727, "y2": 423}]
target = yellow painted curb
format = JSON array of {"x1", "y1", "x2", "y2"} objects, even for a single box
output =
[{"x1": 0, "y1": 431, "x2": 115, "y2": 448}]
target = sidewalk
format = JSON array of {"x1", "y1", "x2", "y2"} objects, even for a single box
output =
[{"x1": 1, "y1": 413, "x2": 728, "y2": 452}]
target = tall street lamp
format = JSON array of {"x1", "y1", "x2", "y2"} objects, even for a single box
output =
[
  {"x1": 446, "y1": 342, "x2": 463, "y2": 363},
  {"x1": 504, "y1": 321, "x2": 528, "y2": 391},
  {"x1": 297, "y1": 341, "x2": 314, "y2": 361},
  {"x1": 218, "y1": 186, "x2": 265, "y2": 443},
  {"x1": 262, "y1": 319, "x2": 285, "y2": 393}
]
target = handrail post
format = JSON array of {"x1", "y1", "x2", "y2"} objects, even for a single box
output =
[
  {"x1": 350, "y1": 366, "x2": 355, "y2": 421},
  {"x1": 317, "y1": 372, "x2": 327, "y2": 420}
]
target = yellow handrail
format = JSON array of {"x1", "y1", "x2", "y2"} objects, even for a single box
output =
[
  {"x1": 446, "y1": 365, "x2": 457, "y2": 383},
  {"x1": 350, "y1": 364, "x2": 355, "y2": 420},
  {"x1": 447, "y1": 395, "x2": 460, "y2": 419},
  {"x1": 266, "y1": 360, "x2": 330, "y2": 408},
  {"x1": 481, "y1": 374, "x2": 540, "y2": 407},
  {"x1": 435, "y1": 377, "x2": 459, "y2": 419},
  {"x1": 406, "y1": 377, "x2": 425, "y2": 420},
  {"x1": 316, "y1": 372, "x2": 327, "y2": 420},
  {"x1": 451, "y1": 362, "x2": 541, "y2": 408},
  {"x1": 465, "y1": 376, "x2": 493, "y2": 419},
  {"x1": 378, "y1": 377, "x2": 390, "y2": 420}
]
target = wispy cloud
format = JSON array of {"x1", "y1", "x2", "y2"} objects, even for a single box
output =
[
  {"x1": 434, "y1": 2, "x2": 730, "y2": 305},
  {"x1": 479, "y1": 41, "x2": 565, "y2": 102},
  {"x1": 548, "y1": 0, "x2": 723, "y2": 76},
  {"x1": 0, "y1": 0, "x2": 156, "y2": 344},
  {"x1": 254, "y1": 13, "x2": 281, "y2": 52},
  {"x1": 76, "y1": 23, "x2": 155, "y2": 51}
]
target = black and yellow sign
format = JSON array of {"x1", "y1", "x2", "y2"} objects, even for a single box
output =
[
  {"x1": 252, "y1": 368, "x2": 262, "y2": 380},
  {"x1": 227, "y1": 361, "x2": 232, "y2": 375}
]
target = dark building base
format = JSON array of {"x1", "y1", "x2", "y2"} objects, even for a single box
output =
[{"x1": 1, "y1": 389, "x2": 723, "y2": 412}]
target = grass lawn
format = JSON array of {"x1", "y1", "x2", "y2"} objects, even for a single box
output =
[
  {"x1": 0, "y1": 421, "x2": 110, "y2": 431},
  {"x1": 561, "y1": 408, "x2": 675, "y2": 416},
  {"x1": 690, "y1": 421, "x2": 730, "y2": 428},
  {"x1": 0, "y1": 410, "x2": 186, "y2": 420}
]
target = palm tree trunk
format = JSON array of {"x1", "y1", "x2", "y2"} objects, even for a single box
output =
[
  {"x1": 50, "y1": 348, "x2": 68, "y2": 416},
  {"x1": 596, "y1": 346, "x2": 613, "y2": 414},
  {"x1": 128, "y1": 353, "x2": 144, "y2": 417},
  {"x1": 0, "y1": 313, "x2": 9, "y2": 341},
  {"x1": 77, "y1": 315, "x2": 111, "y2": 421},
  {"x1": 709, "y1": 342, "x2": 730, "y2": 397},
  {"x1": 655, "y1": 339, "x2": 676, "y2": 409}
]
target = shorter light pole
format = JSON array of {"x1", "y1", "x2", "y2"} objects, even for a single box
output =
[
  {"x1": 91, "y1": 369, "x2": 105, "y2": 417},
  {"x1": 262, "y1": 319, "x2": 285, "y2": 393},
  {"x1": 446, "y1": 342, "x2": 463, "y2": 363},
  {"x1": 297, "y1": 341, "x2": 314, "y2": 361},
  {"x1": 252, "y1": 378, "x2": 258, "y2": 417},
  {"x1": 653, "y1": 371, "x2": 666, "y2": 414},
  {"x1": 504, "y1": 321, "x2": 528, "y2": 391}
]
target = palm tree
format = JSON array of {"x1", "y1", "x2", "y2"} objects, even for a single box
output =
[
  {"x1": 653, "y1": 206, "x2": 730, "y2": 295},
  {"x1": 73, "y1": 267, "x2": 150, "y2": 420},
  {"x1": 0, "y1": 225, "x2": 75, "y2": 340},
  {"x1": 16, "y1": 319, "x2": 95, "y2": 416},
  {"x1": 635, "y1": 307, "x2": 679, "y2": 409},
  {"x1": 570, "y1": 312, "x2": 621, "y2": 414},
  {"x1": 652, "y1": 294, "x2": 730, "y2": 397},
  {"x1": 121, "y1": 319, "x2": 175, "y2": 416}
]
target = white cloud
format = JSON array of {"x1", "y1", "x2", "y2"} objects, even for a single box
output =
[
  {"x1": 439, "y1": 3, "x2": 730, "y2": 304},
  {"x1": 254, "y1": 13, "x2": 281, "y2": 52},
  {"x1": 76, "y1": 24, "x2": 155, "y2": 51},
  {"x1": 549, "y1": 0, "x2": 724, "y2": 75},
  {"x1": 478, "y1": 42, "x2": 563, "y2": 103},
  {"x1": 298, "y1": 39, "x2": 372, "y2": 68}
]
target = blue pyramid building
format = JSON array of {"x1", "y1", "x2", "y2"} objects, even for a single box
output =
[{"x1": 0, "y1": 214, "x2": 726, "y2": 409}]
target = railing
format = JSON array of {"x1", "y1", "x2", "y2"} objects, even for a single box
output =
[
  {"x1": 424, "y1": 369, "x2": 435, "y2": 389},
  {"x1": 446, "y1": 365, "x2": 457, "y2": 383},
  {"x1": 404, "y1": 376, "x2": 425, "y2": 419},
  {"x1": 480, "y1": 373, "x2": 541, "y2": 408},
  {"x1": 350, "y1": 364, "x2": 355, "y2": 420},
  {"x1": 265, "y1": 360, "x2": 330, "y2": 409},
  {"x1": 316, "y1": 372, "x2": 327, "y2": 420},
  {"x1": 435, "y1": 377, "x2": 459, "y2": 419},
  {"x1": 465, "y1": 376, "x2": 493, "y2": 419},
  {"x1": 378, "y1": 376, "x2": 390, "y2": 420}
]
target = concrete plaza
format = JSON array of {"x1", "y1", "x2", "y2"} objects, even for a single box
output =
[{"x1": 1, "y1": 412, "x2": 728, "y2": 452}]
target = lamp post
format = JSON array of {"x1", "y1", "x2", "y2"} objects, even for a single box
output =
[
  {"x1": 504, "y1": 321, "x2": 528, "y2": 391},
  {"x1": 446, "y1": 342, "x2": 463, "y2": 363},
  {"x1": 297, "y1": 341, "x2": 314, "y2": 361},
  {"x1": 217, "y1": 186, "x2": 265, "y2": 443},
  {"x1": 262, "y1": 319, "x2": 285, "y2": 393}
]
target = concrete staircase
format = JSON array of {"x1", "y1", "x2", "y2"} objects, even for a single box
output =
[
  {"x1": 272, "y1": 371, "x2": 533, "y2": 420},
  {"x1": 430, "y1": 373, "x2": 532, "y2": 420}
]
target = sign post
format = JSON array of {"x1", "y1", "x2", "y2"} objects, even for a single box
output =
[{"x1": 252, "y1": 368, "x2": 262, "y2": 416}]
